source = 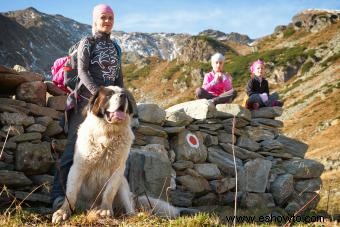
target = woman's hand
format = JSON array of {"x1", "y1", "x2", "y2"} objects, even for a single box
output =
[{"x1": 213, "y1": 72, "x2": 222, "y2": 84}]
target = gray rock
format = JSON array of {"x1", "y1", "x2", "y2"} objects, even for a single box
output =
[
  {"x1": 258, "y1": 151, "x2": 293, "y2": 159},
  {"x1": 176, "y1": 175, "x2": 211, "y2": 193},
  {"x1": 207, "y1": 146, "x2": 243, "y2": 175},
  {"x1": 29, "y1": 174, "x2": 54, "y2": 194},
  {"x1": 142, "y1": 144, "x2": 169, "y2": 160},
  {"x1": 270, "y1": 173, "x2": 294, "y2": 205},
  {"x1": 285, "y1": 201, "x2": 300, "y2": 215},
  {"x1": 251, "y1": 118, "x2": 284, "y2": 128},
  {"x1": 218, "y1": 191, "x2": 243, "y2": 205},
  {"x1": 201, "y1": 133, "x2": 218, "y2": 147},
  {"x1": 42, "y1": 120, "x2": 64, "y2": 137},
  {"x1": 16, "y1": 81, "x2": 47, "y2": 106},
  {"x1": 283, "y1": 159, "x2": 324, "y2": 178},
  {"x1": 219, "y1": 143, "x2": 264, "y2": 160},
  {"x1": 0, "y1": 71, "x2": 43, "y2": 95},
  {"x1": 1, "y1": 125, "x2": 24, "y2": 136},
  {"x1": 137, "y1": 103, "x2": 166, "y2": 125},
  {"x1": 195, "y1": 123, "x2": 224, "y2": 131},
  {"x1": 222, "y1": 117, "x2": 250, "y2": 128},
  {"x1": 166, "y1": 99, "x2": 216, "y2": 120},
  {"x1": 251, "y1": 107, "x2": 283, "y2": 118},
  {"x1": 0, "y1": 170, "x2": 32, "y2": 187},
  {"x1": 46, "y1": 95, "x2": 67, "y2": 111},
  {"x1": 45, "y1": 81, "x2": 67, "y2": 96},
  {"x1": 25, "y1": 123, "x2": 47, "y2": 133},
  {"x1": 0, "y1": 104, "x2": 30, "y2": 115},
  {"x1": 35, "y1": 116, "x2": 53, "y2": 127},
  {"x1": 0, "y1": 141, "x2": 17, "y2": 151},
  {"x1": 217, "y1": 132, "x2": 235, "y2": 144},
  {"x1": 15, "y1": 191, "x2": 51, "y2": 204},
  {"x1": 0, "y1": 112, "x2": 35, "y2": 127},
  {"x1": 171, "y1": 130, "x2": 207, "y2": 163},
  {"x1": 0, "y1": 161, "x2": 14, "y2": 170},
  {"x1": 135, "y1": 122, "x2": 168, "y2": 138},
  {"x1": 127, "y1": 148, "x2": 172, "y2": 200},
  {"x1": 193, "y1": 193, "x2": 217, "y2": 206},
  {"x1": 294, "y1": 178, "x2": 322, "y2": 192},
  {"x1": 240, "y1": 158, "x2": 272, "y2": 192},
  {"x1": 276, "y1": 135, "x2": 308, "y2": 158},
  {"x1": 8, "y1": 132, "x2": 42, "y2": 143},
  {"x1": 173, "y1": 160, "x2": 194, "y2": 171},
  {"x1": 260, "y1": 139, "x2": 284, "y2": 151},
  {"x1": 26, "y1": 103, "x2": 62, "y2": 120},
  {"x1": 15, "y1": 142, "x2": 53, "y2": 175},
  {"x1": 244, "y1": 125, "x2": 276, "y2": 142},
  {"x1": 193, "y1": 163, "x2": 222, "y2": 180},
  {"x1": 209, "y1": 177, "x2": 236, "y2": 194},
  {"x1": 236, "y1": 136, "x2": 260, "y2": 152},
  {"x1": 241, "y1": 193, "x2": 275, "y2": 208},
  {"x1": 142, "y1": 135, "x2": 170, "y2": 150},
  {"x1": 164, "y1": 110, "x2": 193, "y2": 127},
  {"x1": 215, "y1": 104, "x2": 251, "y2": 121},
  {"x1": 169, "y1": 189, "x2": 194, "y2": 207},
  {"x1": 163, "y1": 126, "x2": 186, "y2": 134}
]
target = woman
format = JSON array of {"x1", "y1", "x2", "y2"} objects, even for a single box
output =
[
  {"x1": 195, "y1": 53, "x2": 237, "y2": 105},
  {"x1": 51, "y1": 4, "x2": 138, "y2": 210}
]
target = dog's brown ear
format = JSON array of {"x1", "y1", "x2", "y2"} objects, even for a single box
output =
[
  {"x1": 125, "y1": 89, "x2": 138, "y2": 117},
  {"x1": 88, "y1": 86, "x2": 108, "y2": 117}
]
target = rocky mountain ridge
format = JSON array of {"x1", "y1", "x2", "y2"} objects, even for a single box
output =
[{"x1": 0, "y1": 7, "x2": 251, "y2": 76}]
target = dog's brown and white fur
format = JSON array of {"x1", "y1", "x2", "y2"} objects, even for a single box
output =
[{"x1": 52, "y1": 86, "x2": 179, "y2": 223}]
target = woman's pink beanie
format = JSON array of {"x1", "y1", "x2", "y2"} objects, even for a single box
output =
[{"x1": 92, "y1": 4, "x2": 114, "y2": 34}]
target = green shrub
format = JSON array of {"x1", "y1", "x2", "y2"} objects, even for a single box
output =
[
  {"x1": 125, "y1": 65, "x2": 151, "y2": 82},
  {"x1": 283, "y1": 27, "x2": 296, "y2": 38},
  {"x1": 193, "y1": 35, "x2": 224, "y2": 49},
  {"x1": 301, "y1": 61, "x2": 314, "y2": 75},
  {"x1": 163, "y1": 63, "x2": 183, "y2": 80}
]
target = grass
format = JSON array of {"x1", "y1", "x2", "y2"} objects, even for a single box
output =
[
  {"x1": 163, "y1": 61, "x2": 183, "y2": 80},
  {"x1": 300, "y1": 61, "x2": 314, "y2": 75},
  {"x1": 321, "y1": 52, "x2": 340, "y2": 67},
  {"x1": 283, "y1": 26, "x2": 296, "y2": 38},
  {"x1": 1, "y1": 205, "x2": 334, "y2": 226}
]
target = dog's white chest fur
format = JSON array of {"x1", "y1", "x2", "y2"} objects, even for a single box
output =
[{"x1": 74, "y1": 113, "x2": 134, "y2": 206}]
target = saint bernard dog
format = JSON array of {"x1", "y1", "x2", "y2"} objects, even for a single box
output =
[{"x1": 52, "y1": 86, "x2": 179, "y2": 223}]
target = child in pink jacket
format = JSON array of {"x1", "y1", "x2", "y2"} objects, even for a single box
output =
[{"x1": 195, "y1": 53, "x2": 237, "y2": 105}]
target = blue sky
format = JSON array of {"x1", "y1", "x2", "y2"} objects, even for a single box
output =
[{"x1": 1, "y1": 0, "x2": 339, "y2": 39}]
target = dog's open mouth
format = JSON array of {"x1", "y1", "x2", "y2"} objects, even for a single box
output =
[{"x1": 105, "y1": 110, "x2": 126, "y2": 122}]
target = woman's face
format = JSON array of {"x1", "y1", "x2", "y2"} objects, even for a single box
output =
[
  {"x1": 253, "y1": 63, "x2": 265, "y2": 77},
  {"x1": 96, "y1": 12, "x2": 114, "y2": 33},
  {"x1": 212, "y1": 60, "x2": 224, "y2": 72}
]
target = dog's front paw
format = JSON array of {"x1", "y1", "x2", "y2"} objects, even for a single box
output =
[
  {"x1": 52, "y1": 207, "x2": 71, "y2": 224},
  {"x1": 95, "y1": 208, "x2": 113, "y2": 217}
]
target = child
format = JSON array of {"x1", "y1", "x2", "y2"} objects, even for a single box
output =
[
  {"x1": 245, "y1": 59, "x2": 283, "y2": 110},
  {"x1": 195, "y1": 53, "x2": 237, "y2": 105}
]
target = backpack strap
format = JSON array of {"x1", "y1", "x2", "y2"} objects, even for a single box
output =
[{"x1": 112, "y1": 40, "x2": 122, "y2": 64}]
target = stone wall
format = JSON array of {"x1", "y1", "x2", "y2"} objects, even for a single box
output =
[{"x1": 0, "y1": 65, "x2": 324, "y2": 216}]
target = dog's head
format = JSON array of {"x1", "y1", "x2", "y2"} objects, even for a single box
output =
[{"x1": 88, "y1": 86, "x2": 134, "y2": 124}]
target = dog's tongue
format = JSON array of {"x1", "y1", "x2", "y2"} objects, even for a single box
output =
[{"x1": 113, "y1": 111, "x2": 126, "y2": 120}]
